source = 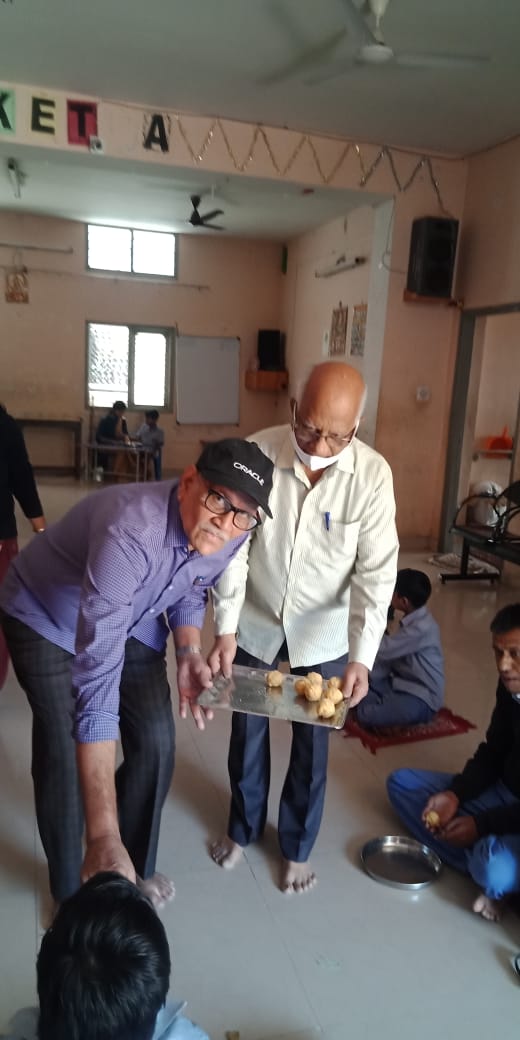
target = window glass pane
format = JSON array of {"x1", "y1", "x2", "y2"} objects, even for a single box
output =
[
  {"x1": 87, "y1": 323, "x2": 129, "y2": 406},
  {"x1": 132, "y1": 230, "x2": 176, "y2": 277},
  {"x1": 88, "y1": 226, "x2": 132, "y2": 272},
  {"x1": 134, "y1": 332, "x2": 167, "y2": 407}
]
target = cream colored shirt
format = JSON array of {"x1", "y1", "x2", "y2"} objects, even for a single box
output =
[{"x1": 212, "y1": 424, "x2": 399, "y2": 668}]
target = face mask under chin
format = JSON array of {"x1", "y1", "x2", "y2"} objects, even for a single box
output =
[{"x1": 289, "y1": 428, "x2": 353, "y2": 471}]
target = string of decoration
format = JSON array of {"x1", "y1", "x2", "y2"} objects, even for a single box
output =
[{"x1": 170, "y1": 113, "x2": 450, "y2": 210}]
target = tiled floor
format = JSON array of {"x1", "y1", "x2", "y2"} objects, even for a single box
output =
[{"x1": 1, "y1": 478, "x2": 520, "y2": 1039}]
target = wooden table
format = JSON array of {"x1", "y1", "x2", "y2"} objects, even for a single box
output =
[
  {"x1": 86, "y1": 443, "x2": 154, "y2": 483},
  {"x1": 15, "y1": 418, "x2": 83, "y2": 480}
]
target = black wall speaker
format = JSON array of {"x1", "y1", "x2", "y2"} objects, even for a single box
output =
[
  {"x1": 258, "y1": 329, "x2": 284, "y2": 371},
  {"x1": 406, "y1": 217, "x2": 459, "y2": 299}
]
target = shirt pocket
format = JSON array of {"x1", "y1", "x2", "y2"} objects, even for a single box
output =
[{"x1": 310, "y1": 518, "x2": 362, "y2": 583}]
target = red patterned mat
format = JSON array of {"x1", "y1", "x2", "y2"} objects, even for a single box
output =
[{"x1": 343, "y1": 707, "x2": 476, "y2": 755}]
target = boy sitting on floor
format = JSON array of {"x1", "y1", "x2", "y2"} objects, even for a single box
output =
[
  {"x1": 1, "y1": 872, "x2": 209, "y2": 1040},
  {"x1": 356, "y1": 568, "x2": 444, "y2": 730}
]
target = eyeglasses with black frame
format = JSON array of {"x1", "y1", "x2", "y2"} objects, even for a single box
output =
[
  {"x1": 291, "y1": 403, "x2": 356, "y2": 451},
  {"x1": 202, "y1": 488, "x2": 261, "y2": 531}
]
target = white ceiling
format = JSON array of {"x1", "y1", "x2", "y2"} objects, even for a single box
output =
[{"x1": 1, "y1": 0, "x2": 519, "y2": 237}]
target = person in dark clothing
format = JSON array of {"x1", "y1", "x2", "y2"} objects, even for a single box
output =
[
  {"x1": 387, "y1": 602, "x2": 520, "y2": 921},
  {"x1": 0, "y1": 404, "x2": 46, "y2": 688},
  {"x1": 96, "y1": 399, "x2": 130, "y2": 445},
  {"x1": 95, "y1": 400, "x2": 133, "y2": 478}
]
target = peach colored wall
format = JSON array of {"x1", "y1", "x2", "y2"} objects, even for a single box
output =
[
  {"x1": 283, "y1": 169, "x2": 468, "y2": 549},
  {"x1": 458, "y1": 137, "x2": 520, "y2": 309},
  {"x1": 469, "y1": 312, "x2": 520, "y2": 489},
  {"x1": 0, "y1": 212, "x2": 286, "y2": 472},
  {"x1": 282, "y1": 202, "x2": 391, "y2": 447},
  {"x1": 474, "y1": 314, "x2": 520, "y2": 440},
  {"x1": 375, "y1": 171, "x2": 468, "y2": 549}
]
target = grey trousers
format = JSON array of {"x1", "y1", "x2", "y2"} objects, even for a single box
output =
[{"x1": 1, "y1": 614, "x2": 175, "y2": 902}]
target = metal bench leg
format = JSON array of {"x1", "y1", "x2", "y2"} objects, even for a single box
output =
[{"x1": 440, "y1": 538, "x2": 499, "y2": 584}]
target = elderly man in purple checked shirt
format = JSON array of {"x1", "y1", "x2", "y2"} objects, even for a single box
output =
[{"x1": 0, "y1": 438, "x2": 274, "y2": 910}]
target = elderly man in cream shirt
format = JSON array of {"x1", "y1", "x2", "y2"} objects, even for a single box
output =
[{"x1": 209, "y1": 361, "x2": 398, "y2": 893}]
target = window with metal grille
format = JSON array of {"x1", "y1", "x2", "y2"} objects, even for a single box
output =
[
  {"x1": 86, "y1": 323, "x2": 172, "y2": 408},
  {"x1": 87, "y1": 224, "x2": 177, "y2": 277}
]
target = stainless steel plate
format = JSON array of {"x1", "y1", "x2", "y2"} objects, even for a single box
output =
[
  {"x1": 360, "y1": 835, "x2": 442, "y2": 890},
  {"x1": 197, "y1": 664, "x2": 348, "y2": 729}
]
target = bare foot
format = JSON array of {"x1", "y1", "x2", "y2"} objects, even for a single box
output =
[
  {"x1": 211, "y1": 836, "x2": 244, "y2": 869},
  {"x1": 137, "y1": 872, "x2": 175, "y2": 910},
  {"x1": 473, "y1": 892, "x2": 503, "y2": 921},
  {"x1": 281, "y1": 859, "x2": 317, "y2": 894}
]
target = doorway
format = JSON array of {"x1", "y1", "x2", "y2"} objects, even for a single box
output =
[{"x1": 440, "y1": 303, "x2": 520, "y2": 551}]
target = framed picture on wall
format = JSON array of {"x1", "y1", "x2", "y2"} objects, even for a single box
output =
[
  {"x1": 5, "y1": 269, "x2": 29, "y2": 304},
  {"x1": 350, "y1": 303, "x2": 367, "y2": 357},
  {"x1": 329, "y1": 303, "x2": 348, "y2": 357}
]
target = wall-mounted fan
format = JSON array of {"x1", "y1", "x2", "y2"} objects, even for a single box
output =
[
  {"x1": 265, "y1": 0, "x2": 488, "y2": 86},
  {"x1": 188, "y1": 194, "x2": 225, "y2": 230}
]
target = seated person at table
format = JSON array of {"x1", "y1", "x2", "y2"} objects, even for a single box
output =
[
  {"x1": 135, "y1": 409, "x2": 165, "y2": 480},
  {"x1": 95, "y1": 400, "x2": 135, "y2": 479},
  {"x1": 356, "y1": 569, "x2": 444, "y2": 729},
  {"x1": 387, "y1": 603, "x2": 520, "y2": 922},
  {"x1": 1, "y1": 872, "x2": 209, "y2": 1040}
]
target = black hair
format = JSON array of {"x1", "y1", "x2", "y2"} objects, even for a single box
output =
[
  {"x1": 112, "y1": 400, "x2": 127, "y2": 411},
  {"x1": 490, "y1": 603, "x2": 520, "y2": 635},
  {"x1": 37, "y1": 872, "x2": 171, "y2": 1040},
  {"x1": 394, "y1": 568, "x2": 432, "y2": 609},
  {"x1": 145, "y1": 409, "x2": 159, "y2": 421}
]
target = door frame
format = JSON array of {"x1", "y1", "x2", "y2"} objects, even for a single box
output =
[{"x1": 440, "y1": 301, "x2": 520, "y2": 550}]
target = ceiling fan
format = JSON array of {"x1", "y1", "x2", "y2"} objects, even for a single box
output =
[
  {"x1": 268, "y1": 0, "x2": 489, "y2": 86},
  {"x1": 187, "y1": 194, "x2": 225, "y2": 230}
]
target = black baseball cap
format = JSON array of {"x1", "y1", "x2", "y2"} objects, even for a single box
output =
[{"x1": 196, "y1": 438, "x2": 274, "y2": 518}]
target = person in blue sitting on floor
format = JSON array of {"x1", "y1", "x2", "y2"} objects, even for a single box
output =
[
  {"x1": 0, "y1": 871, "x2": 209, "y2": 1040},
  {"x1": 356, "y1": 568, "x2": 444, "y2": 730},
  {"x1": 387, "y1": 603, "x2": 520, "y2": 922}
]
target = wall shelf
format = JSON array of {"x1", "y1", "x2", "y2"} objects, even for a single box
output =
[
  {"x1": 403, "y1": 289, "x2": 463, "y2": 308},
  {"x1": 245, "y1": 369, "x2": 288, "y2": 392},
  {"x1": 472, "y1": 450, "x2": 512, "y2": 461}
]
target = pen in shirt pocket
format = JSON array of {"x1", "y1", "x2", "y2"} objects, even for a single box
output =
[{"x1": 324, "y1": 512, "x2": 331, "y2": 532}]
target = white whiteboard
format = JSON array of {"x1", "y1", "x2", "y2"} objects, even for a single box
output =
[{"x1": 175, "y1": 335, "x2": 240, "y2": 424}]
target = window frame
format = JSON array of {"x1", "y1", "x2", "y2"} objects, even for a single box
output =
[
  {"x1": 85, "y1": 320, "x2": 173, "y2": 411},
  {"x1": 86, "y1": 223, "x2": 178, "y2": 280}
]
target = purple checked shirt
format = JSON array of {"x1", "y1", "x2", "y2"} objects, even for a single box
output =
[{"x1": 0, "y1": 480, "x2": 247, "y2": 742}]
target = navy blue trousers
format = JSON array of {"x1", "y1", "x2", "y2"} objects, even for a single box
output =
[
  {"x1": 387, "y1": 768, "x2": 520, "y2": 899},
  {"x1": 227, "y1": 644, "x2": 347, "y2": 862}
]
